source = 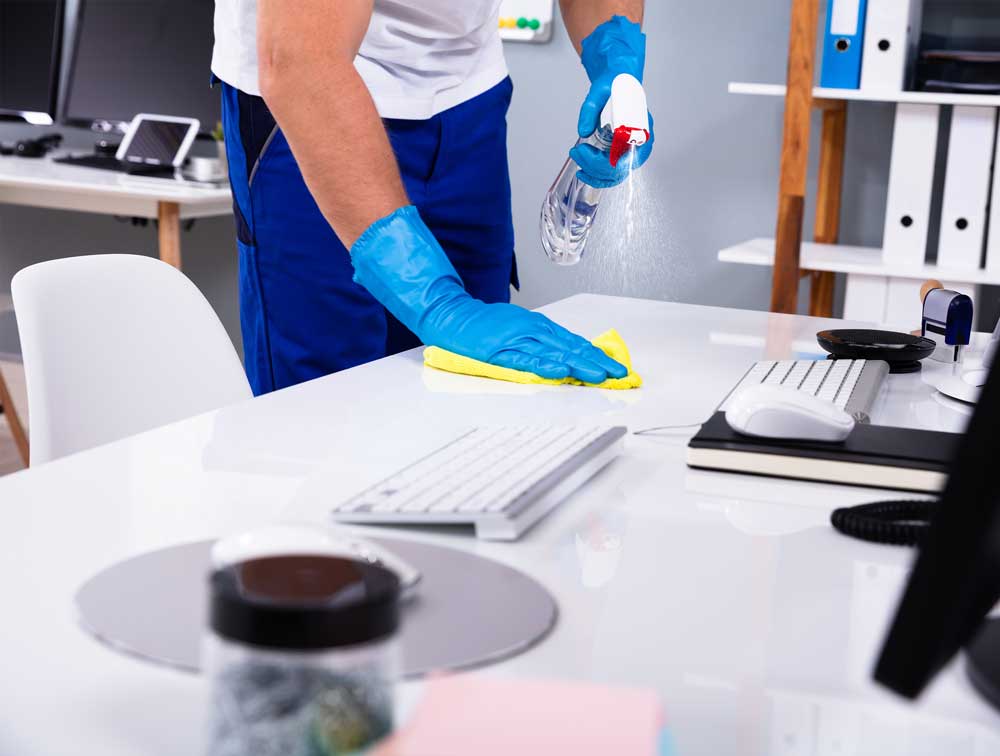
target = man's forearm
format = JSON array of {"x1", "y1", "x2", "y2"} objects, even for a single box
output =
[
  {"x1": 559, "y1": 0, "x2": 643, "y2": 53},
  {"x1": 258, "y1": 0, "x2": 407, "y2": 247}
]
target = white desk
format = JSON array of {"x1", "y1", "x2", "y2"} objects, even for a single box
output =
[
  {"x1": 0, "y1": 153, "x2": 232, "y2": 268},
  {"x1": 0, "y1": 295, "x2": 995, "y2": 755}
]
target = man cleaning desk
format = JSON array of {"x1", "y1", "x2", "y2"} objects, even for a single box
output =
[{"x1": 211, "y1": 1, "x2": 654, "y2": 395}]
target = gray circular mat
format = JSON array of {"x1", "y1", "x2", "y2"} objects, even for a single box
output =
[{"x1": 75, "y1": 538, "x2": 557, "y2": 678}]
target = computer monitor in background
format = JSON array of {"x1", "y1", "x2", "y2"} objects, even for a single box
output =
[
  {"x1": 62, "y1": 0, "x2": 219, "y2": 134},
  {"x1": 874, "y1": 349, "x2": 1000, "y2": 712},
  {"x1": 0, "y1": 0, "x2": 64, "y2": 124}
]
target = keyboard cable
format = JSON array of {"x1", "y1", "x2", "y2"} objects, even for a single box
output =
[{"x1": 632, "y1": 422, "x2": 705, "y2": 437}]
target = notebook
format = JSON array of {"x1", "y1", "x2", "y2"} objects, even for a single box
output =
[
  {"x1": 373, "y1": 674, "x2": 664, "y2": 756},
  {"x1": 686, "y1": 412, "x2": 957, "y2": 493}
]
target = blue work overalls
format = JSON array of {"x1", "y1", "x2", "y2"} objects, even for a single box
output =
[{"x1": 219, "y1": 78, "x2": 518, "y2": 395}]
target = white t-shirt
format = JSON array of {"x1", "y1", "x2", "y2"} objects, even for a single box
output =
[{"x1": 212, "y1": 0, "x2": 508, "y2": 120}]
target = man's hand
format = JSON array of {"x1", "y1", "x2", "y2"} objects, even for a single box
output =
[{"x1": 352, "y1": 206, "x2": 628, "y2": 383}]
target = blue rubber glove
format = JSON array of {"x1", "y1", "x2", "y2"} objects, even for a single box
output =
[
  {"x1": 351, "y1": 205, "x2": 628, "y2": 383},
  {"x1": 574, "y1": 15, "x2": 654, "y2": 189}
]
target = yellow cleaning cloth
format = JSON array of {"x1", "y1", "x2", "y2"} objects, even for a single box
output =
[{"x1": 423, "y1": 329, "x2": 642, "y2": 389}]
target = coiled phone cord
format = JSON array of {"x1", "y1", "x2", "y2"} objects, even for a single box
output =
[{"x1": 830, "y1": 499, "x2": 938, "y2": 546}]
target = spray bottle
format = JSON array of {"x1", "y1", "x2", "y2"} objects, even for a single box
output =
[{"x1": 540, "y1": 73, "x2": 649, "y2": 266}]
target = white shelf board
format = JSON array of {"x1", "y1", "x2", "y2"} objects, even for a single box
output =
[
  {"x1": 718, "y1": 238, "x2": 1000, "y2": 286},
  {"x1": 728, "y1": 81, "x2": 1000, "y2": 108}
]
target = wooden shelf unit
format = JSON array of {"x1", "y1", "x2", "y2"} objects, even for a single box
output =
[{"x1": 727, "y1": 0, "x2": 1000, "y2": 317}]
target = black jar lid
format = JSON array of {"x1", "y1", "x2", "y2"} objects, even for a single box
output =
[{"x1": 209, "y1": 554, "x2": 401, "y2": 650}]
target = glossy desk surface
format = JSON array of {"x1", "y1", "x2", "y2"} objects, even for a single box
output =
[
  {"x1": 0, "y1": 153, "x2": 231, "y2": 219},
  {"x1": 0, "y1": 295, "x2": 996, "y2": 754}
]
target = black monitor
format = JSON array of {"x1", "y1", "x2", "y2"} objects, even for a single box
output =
[
  {"x1": 0, "y1": 0, "x2": 64, "y2": 123},
  {"x1": 874, "y1": 350, "x2": 1000, "y2": 711},
  {"x1": 61, "y1": 0, "x2": 219, "y2": 134}
]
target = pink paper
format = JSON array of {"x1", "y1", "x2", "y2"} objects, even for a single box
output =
[{"x1": 374, "y1": 674, "x2": 663, "y2": 756}]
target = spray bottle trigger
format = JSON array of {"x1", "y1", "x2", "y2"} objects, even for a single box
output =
[
  {"x1": 608, "y1": 126, "x2": 649, "y2": 168},
  {"x1": 600, "y1": 74, "x2": 650, "y2": 168}
]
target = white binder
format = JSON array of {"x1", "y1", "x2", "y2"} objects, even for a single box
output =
[
  {"x1": 939, "y1": 106, "x2": 997, "y2": 270},
  {"x1": 986, "y1": 116, "x2": 1000, "y2": 272},
  {"x1": 843, "y1": 275, "x2": 888, "y2": 324},
  {"x1": 882, "y1": 103, "x2": 939, "y2": 266},
  {"x1": 860, "y1": 0, "x2": 922, "y2": 92}
]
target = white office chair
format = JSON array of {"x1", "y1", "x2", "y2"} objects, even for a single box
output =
[{"x1": 12, "y1": 254, "x2": 252, "y2": 465}]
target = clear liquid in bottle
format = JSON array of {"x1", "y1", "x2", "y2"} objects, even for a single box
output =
[{"x1": 539, "y1": 130, "x2": 612, "y2": 266}]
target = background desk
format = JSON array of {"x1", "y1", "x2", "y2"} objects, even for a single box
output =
[
  {"x1": 0, "y1": 295, "x2": 996, "y2": 755},
  {"x1": 0, "y1": 154, "x2": 231, "y2": 269}
]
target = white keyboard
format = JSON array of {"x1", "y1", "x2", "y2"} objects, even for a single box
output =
[
  {"x1": 332, "y1": 426, "x2": 627, "y2": 541},
  {"x1": 722, "y1": 359, "x2": 889, "y2": 420}
]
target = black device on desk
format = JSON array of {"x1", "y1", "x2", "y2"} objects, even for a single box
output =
[
  {"x1": 817, "y1": 329, "x2": 936, "y2": 374},
  {"x1": 56, "y1": 114, "x2": 199, "y2": 177},
  {"x1": 56, "y1": 153, "x2": 175, "y2": 177},
  {"x1": 874, "y1": 337, "x2": 1000, "y2": 714},
  {"x1": 10, "y1": 133, "x2": 62, "y2": 158},
  {"x1": 55, "y1": 154, "x2": 174, "y2": 176}
]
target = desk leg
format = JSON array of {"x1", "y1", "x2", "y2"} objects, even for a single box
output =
[
  {"x1": 157, "y1": 201, "x2": 182, "y2": 269},
  {"x1": 0, "y1": 370, "x2": 28, "y2": 466}
]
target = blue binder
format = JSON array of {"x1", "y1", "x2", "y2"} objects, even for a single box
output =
[{"x1": 821, "y1": 0, "x2": 868, "y2": 89}]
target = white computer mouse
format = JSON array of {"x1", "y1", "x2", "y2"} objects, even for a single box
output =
[
  {"x1": 211, "y1": 524, "x2": 422, "y2": 598},
  {"x1": 725, "y1": 384, "x2": 855, "y2": 442}
]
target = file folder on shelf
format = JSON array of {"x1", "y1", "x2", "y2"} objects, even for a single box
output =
[
  {"x1": 821, "y1": 0, "x2": 868, "y2": 89},
  {"x1": 882, "y1": 103, "x2": 940, "y2": 266},
  {"x1": 938, "y1": 106, "x2": 997, "y2": 270},
  {"x1": 986, "y1": 116, "x2": 1000, "y2": 273},
  {"x1": 860, "y1": 0, "x2": 923, "y2": 91}
]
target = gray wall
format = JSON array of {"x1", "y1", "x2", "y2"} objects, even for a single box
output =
[{"x1": 0, "y1": 0, "x2": 904, "y2": 357}]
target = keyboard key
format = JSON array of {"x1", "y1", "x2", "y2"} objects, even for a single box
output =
[
  {"x1": 784, "y1": 361, "x2": 812, "y2": 389},
  {"x1": 799, "y1": 361, "x2": 829, "y2": 395},
  {"x1": 815, "y1": 360, "x2": 845, "y2": 399},
  {"x1": 763, "y1": 361, "x2": 796, "y2": 385}
]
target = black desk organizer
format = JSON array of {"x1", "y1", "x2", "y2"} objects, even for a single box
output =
[{"x1": 817, "y1": 329, "x2": 936, "y2": 374}]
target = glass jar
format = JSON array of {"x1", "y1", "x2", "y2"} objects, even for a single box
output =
[{"x1": 204, "y1": 554, "x2": 401, "y2": 756}]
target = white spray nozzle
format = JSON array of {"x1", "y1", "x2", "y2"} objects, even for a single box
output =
[{"x1": 599, "y1": 74, "x2": 649, "y2": 166}]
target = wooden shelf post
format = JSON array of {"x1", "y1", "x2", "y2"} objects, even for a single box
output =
[
  {"x1": 809, "y1": 99, "x2": 848, "y2": 317},
  {"x1": 772, "y1": 0, "x2": 820, "y2": 314}
]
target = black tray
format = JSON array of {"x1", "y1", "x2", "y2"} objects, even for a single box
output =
[{"x1": 817, "y1": 329, "x2": 936, "y2": 374}]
